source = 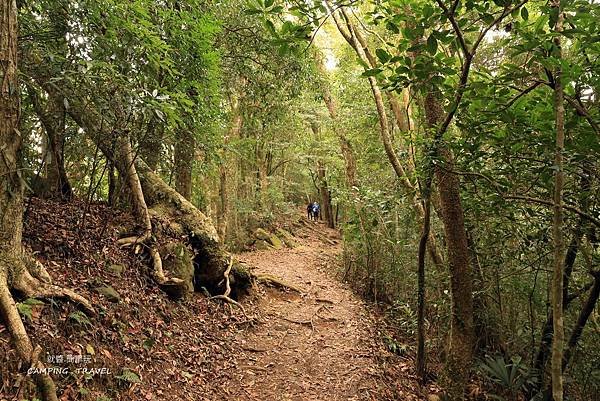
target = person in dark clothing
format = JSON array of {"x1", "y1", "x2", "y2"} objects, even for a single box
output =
[{"x1": 307, "y1": 202, "x2": 314, "y2": 220}]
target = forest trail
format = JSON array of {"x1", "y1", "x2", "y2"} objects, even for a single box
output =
[{"x1": 223, "y1": 218, "x2": 383, "y2": 400}]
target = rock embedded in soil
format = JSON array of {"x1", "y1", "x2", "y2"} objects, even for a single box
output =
[
  {"x1": 254, "y1": 228, "x2": 271, "y2": 242},
  {"x1": 95, "y1": 285, "x2": 121, "y2": 302},
  {"x1": 255, "y1": 239, "x2": 274, "y2": 251},
  {"x1": 276, "y1": 228, "x2": 298, "y2": 248},
  {"x1": 160, "y1": 242, "x2": 195, "y2": 295},
  {"x1": 268, "y1": 234, "x2": 284, "y2": 249},
  {"x1": 108, "y1": 264, "x2": 126, "y2": 276}
]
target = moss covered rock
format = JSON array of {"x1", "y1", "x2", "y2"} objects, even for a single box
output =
[
  {"x1": 269, "y1": 234, "x2": 283, "y2": 249},
  {"x1": 254, "y1": 228, "x2": 271, "y2": 242},
  {"x1": 160, "y1": 242, "x2": 195, "y2": 296},
  {"x1": 255, "y1": 239, "x2": 274, "y2": 250},
  {"x1": 276, "y1": 228, "x2": 298, "y2": 248}
]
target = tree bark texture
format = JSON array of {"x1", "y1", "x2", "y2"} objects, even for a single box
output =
[
  {"x1": 174, "y1": 129, "x2": 195, "y2": 201},
  {"x1": 218, "y1": 95, "x2": 243, "y2": 244},
  {"x1": 424, "y1": 90, "x2": 475, "y2": 400},
  {"x1": 550, "y1": 2, "x2": 566, "y2": 399}
]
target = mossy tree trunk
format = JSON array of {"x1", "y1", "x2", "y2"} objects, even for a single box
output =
[
  {"x1": 423, "y1": 91, "x2": 475, "y2": 399},
  {"x1": 174, "y1": 129, "x2": 194, "y2": 201}
]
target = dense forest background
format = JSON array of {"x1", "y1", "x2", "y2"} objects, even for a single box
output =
[{"x1": 1, "y1": 0, "x2": 599, "y2": 400}]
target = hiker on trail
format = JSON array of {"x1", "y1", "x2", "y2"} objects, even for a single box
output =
[
  {"x1": 306, "y1": 202, "x2": 314, "y2": 220},
  {"x1": 312, "y1": 202, "x2": 321, "y2": 221}
]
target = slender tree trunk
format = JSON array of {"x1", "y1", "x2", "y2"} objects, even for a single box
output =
[
  {"x1": 550, "y1": 2, "x2": 566, "y2": 399},
  {"x1": 309, "y1": 120, "x2": 334, "y2": 228},
  {"x1": 217, "y1": 163, "x2": 228, "y2": 244},
  {"x1": 174, "y1": 129, "x2": 194, "y2": 200},
  {"x1": 467, "y1": 230, "x2": 504, "y2": 353},
  {"x1": 108, "y1": 160, "x2": 118, "y2": 206},
  {"x1": 529, "y1": 226, "x2": 583, "y2": 399},
  {"x1": 139, "y1": 116, "x2": 164, "y2": 171},
  {"x1": 562, "y1": 272, "x2": 600, "y2": 370},
  {"x1": 254, "y1": 133, "x2": 268, "y2": 204},
  {"x1": 117, "y1": 134, "x2": 152, "y2": 238},
  {"x1": 218, "y1": 95, "x2": 243, "y2": 244},
  {"x1": 44, "y1": 101, "x2": 72, "y2": 199},
  {"x1": 416, "y1": 184, "x2": 431, "y2": 380},
  {"x1": 29, "y1": 87, "x2": 72, "y2": 199},
  {"x1": 317, "y1": 160, "x2": 334, "y2": 228}
]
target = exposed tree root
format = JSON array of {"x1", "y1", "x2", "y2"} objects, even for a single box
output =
[
  {"x1": 253, "y1": 273, "x2": 305, "y2": 293},
  {"x1": 12, "y1": 254, "x2": 95, "y2": 314},
  {"x1": 0, "y1": 267, "x2": 59, "y2": 401},
  {"x1": 148, "y1": 247, "x2": 184, "y2": 286},
  {"x1": 211, "y1": 258, "x2": 246, "y2": 315},
  {"x1": 115, "y1": 135, "x2": 188, "y2": 296},
  {"x1": 116, "y1": 231, "x2": 152, "y2": 247},
  {"x1": 135, "y1": 160, "x2": 252, "y2": 296}
]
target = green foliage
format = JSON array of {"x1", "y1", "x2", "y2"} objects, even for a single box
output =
[
  {"x1": 383, "y1": 334, "x2": 409, "y2": 356},
  {"x1": 69, "y1": 311, "x2": 92, "y2": 327},
  {"x1": 478, "y1": 355, "x2": 537, "y2": 399},
  {"x1": 115, "y1": 368, "x2": 141, "y2": 384},
  {"x1": 16, "y1": 298, "x2": 45, "y2": 322}
]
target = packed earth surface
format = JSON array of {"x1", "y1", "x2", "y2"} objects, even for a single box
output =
[{"x1": 225, "y1": 224, "x2": 380, "y2": 401}]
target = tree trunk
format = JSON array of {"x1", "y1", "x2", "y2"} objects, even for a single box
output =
[
  {"x1": 108, "y1": 160, "x2": 118, "y2": 206},
  {"x1": 424, "y1": 91, "x2": 475, "y2": 399},
  {"x1": 562, "y1": 272, "x2": 600, "y2": 370},
  {"x1": 416, "y1": 182, "x2": 431, "y2": 381},
  {"x1": 255, "y1": 139, "x2": 268, "y2": 204},
  {"x1": 309, "y1": 120, "x2": 335, "y2": 228},
  {"x1": 30, "y1": 88, "x2": 72, "y2": 199},
  {"x1": 529, "y1": 226, "x2": 583, "y2": 399},
  {"x1": 467, "y1": 230, "x2": 504, "y2": 354},
  {"x1": 174, "y1": 129, "x2": 194, "y2": 200},
  {"x1": 217, "y1": 162, "x2": 228, "y2": 244},
  {"x1": 218, "y1": 95, "x2": 243, "y2": 244},
  {"x1": 1, "y1": 2, "x2": 62, "y2": 399},
  {"x1": 117, "y1": 134, "x2": 152, "y2": 238},
  {"x1": 317, "y1": 160, "x2": 334, "y2": 228},
  {"x1": 550, "y1": 2, "x2": 566, "y2": 399},
  {"x1": 139, "y1": 116, "x2": 164, "y2": 171}
]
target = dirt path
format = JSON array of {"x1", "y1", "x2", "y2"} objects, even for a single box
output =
[{"x1": 221, "y1": 220, "x2": 384, "y2": 401}]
